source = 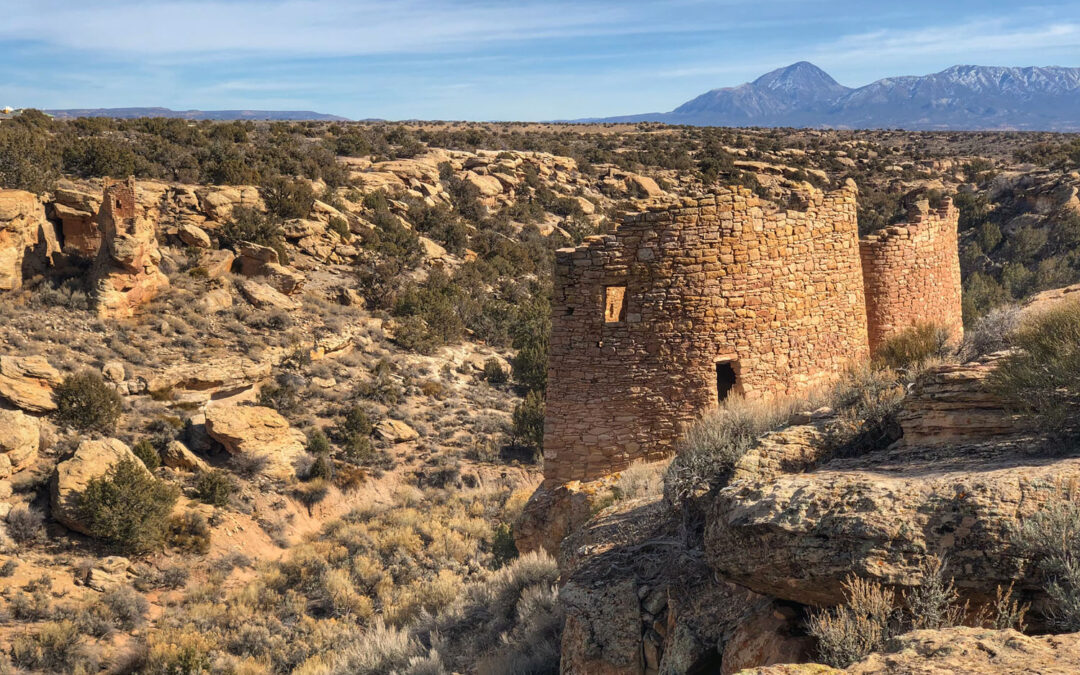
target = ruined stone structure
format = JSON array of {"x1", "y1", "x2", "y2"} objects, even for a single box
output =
[
  {"x1": 543, "y1": 184, "x2": 962, "y2": 484},
  {"x1": 860, "y1": 199, "x2": 964, "y2": 351},
  {"x1": 91, "y1": 177, "x2": 169, "y2": 319}
]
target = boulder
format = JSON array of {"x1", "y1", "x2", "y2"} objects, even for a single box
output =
[
  {"x1": 259, "y1": 262, "x2": 306, "y2": 295},
  {"x1": 559, "y1": 578, "x2": 645, "y2": 675},
  {"x1": 91, "y1": 178, "x2": 169, "y2": 318},
  {"x1": 0, "y1": 190, "x2": 47, "y2": 291},
  {"x1": 847, "y1": 627, "x2": 1080, "y2": 674},
  {"x1": 705, "y1": 437, "x2": 1079, "y2": 610},
  {"x1": 148, "y1": 356, "x2": 271, "y2": 399},
  {"x1": 897, "y1": 359, "x2": 1028, "y2": 446},
  {"x1": 0, "y1": 409, "x2": 39, "y2": 477},
  {"x1": 205, "y1": 405, "x2": 306, "y2": 478},
  {"x1": 201, "y1": 249, "x2": 236, "y2": 279},
  {"x1": 625, "y1": 174, "x2": 664, "y2": 198},
  {"x1": 374, "y1": 419, "x2": 418, "y2": 443},
  {"x1": 51, "y1": 438, "x2": 149, "y2": 534},
  {"x1": 237, "y1": 279, "x2": 299, "y2": 311},
  {"x1": 196, "y1": 186, "x2": 262, "y2": 221},
  {"x1": 0, "y1": 355, "x2": 62, "y2": 412},
  {"x1": 516, "y1": 476, "x2": 618, "y2": 557},
  {"x1": 101, "y1": 361, "x2": 126, "y2": 383},
  {"x1": 236, "y1": 241, "x2": 279, "y2": 276},
  {"x1": 161, "y1": 440, "x2": 210, "y2": 473},
  {"x1": 463, "y1": 171, "x2": 504, "y2": 197},
  {"x1": 197, "y1": 287, "x2": 233, "y2": 313},
  {"x1": 178, "y1": 222, "x2": 211, "y2": 248}
]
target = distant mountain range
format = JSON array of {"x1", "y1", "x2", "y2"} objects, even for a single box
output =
[
  {"x1": 43, "y1": 107, "x2": 348, "y2": 121},
  {"x1": 588, "y1": 62, "x2": 1080, "y2": 131}
]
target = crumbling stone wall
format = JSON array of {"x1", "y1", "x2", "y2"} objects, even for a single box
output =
[
  {"x1": 859, "y1": 198, "x2": 964, "y2": 352},
  {"x1": 544, "y1": 185, "x2": 870, "y2": 484},
  {"x1": 92, "y1": 177, "x2": 169, "y2": 318},
  {"x1": 543, "y1": 186, "x2": 964, "y2": 485}
]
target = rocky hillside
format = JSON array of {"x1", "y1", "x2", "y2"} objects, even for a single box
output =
[{"x1": 0, "y1": 116, "x2": 1079, "y2": 672}]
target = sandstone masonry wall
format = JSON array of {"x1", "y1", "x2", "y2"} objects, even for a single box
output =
[
  {"x1": 544, "y1": 185, "x2": 870, "y2": 484},
  {"x1": 859, "y1": 198, "x2": 963, "y2": 352}
]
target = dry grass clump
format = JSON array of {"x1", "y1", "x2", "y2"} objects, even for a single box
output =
[
  {"x1": 872, "y1": 322, "x2": 955, "y2": 371},
  {"x1": 808, "y1": 575, "x2": 897, "y2": 668},
  {"x1": 809, "y1": 556, "x2": 1029, "y2": 667},
  {"x1": 664, "y1": 393, "x2": 807, "y2": 507},
  {"x1": 961, "y1": 303, "x2": 1021, "y2": 359},
  {"x1": 613, "y1": 460, "x2": 668, "y2": 503}
]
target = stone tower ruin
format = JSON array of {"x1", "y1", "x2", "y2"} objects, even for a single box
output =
[{"x1": 542, "y1": 184, "x2": 962, "y2": 485}]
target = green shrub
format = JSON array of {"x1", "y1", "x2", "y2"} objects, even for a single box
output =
[
  {"x1": 872, "y1": 322, "x2": 953, "y2": 370},
  {"x1": 307, "y1": 453, "x2": 335, "y2": 482},
  {"x1": 77, "y1": 458, "x2": 179, "y2": 554},
  {"x1": 336, "y1": 405, "x2": 374, "y2": 464},
  {"x1": 132, "y1": 439, "x2": 161, "y2": 471},
  {"x1": 218, "y1": 205, "x2": 283, "y2": 250},
  {"x1": 262, "y1": 175, "x2": 315, "y2": 219},
  {"x1": 511, "y1": 391, "x2": 545, "y2": 456},
  {"x1": 989, "y1": 300, "x2": 1080, "y2": 433},
  {"x1": 195, "y1": 469, "x2": 236, "y2": 507},
  {"x1": 490, "y1": 522, "x2": 518, "y2": 570},
  {"x1": 1014, "y1": 496, "x2": 1080, "y2": 630},
  {"x1": 54, "y1": 370, "x2": 123, "y2": 432},
  {"x1": 306, "y1": 428, "x2": 332, "y2": 455},
  {"x1": 483, "y1": 358, "x2": 509, "y2": 384}
]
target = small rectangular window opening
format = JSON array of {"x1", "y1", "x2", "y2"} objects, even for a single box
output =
[
  {"x1": 604, "y1": 286, "x2": 627, "y2": 323},
  {"x1": 716, "y1": 362, "x2": 737, "y2": 403}
]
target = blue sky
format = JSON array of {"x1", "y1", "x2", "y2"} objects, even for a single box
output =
[{"x1": 2, "y1": 0, "x2": 1079, "y2": 120}]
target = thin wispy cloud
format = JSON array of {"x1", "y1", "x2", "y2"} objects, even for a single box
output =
[{"x1": 1, "y1": 0, "x2": 1078, "y2": 119}]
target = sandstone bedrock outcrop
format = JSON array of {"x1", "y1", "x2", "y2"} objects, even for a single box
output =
[{"x1": 705, "y1": 436, "x2": 1071, "y2": 612}]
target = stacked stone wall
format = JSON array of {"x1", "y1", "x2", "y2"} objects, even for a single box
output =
[
  {"x1": 543, "y1": 185, "x2": 870, "y2": 484},
  {"x1": 859, "y1": 199, "x2": 963, "y2": 352}
]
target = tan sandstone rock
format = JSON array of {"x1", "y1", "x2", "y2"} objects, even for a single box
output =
[
  {"x1": 705, "y1": 437, "x2": 1077, "y2": 611},
  {"x1": 161, "y1": 440, "x2": 210, "y2": 473},
  {"x1": 205, "y1": 405, "x2": 305, "y2": 478},
  {"x1": 178, "y1": 222, "x2": 212, "y2": 248},
  {"x1": 0, "y1": 189, "x2": 47, "y2": 290},
  {"x1": 0, "y1": 409, "x2": 40, "y2": 477},
  {"x1": 238, "y1": 278, "x2": 299, "y2": 311},
  {"x1": 51, "y1": 438, "x2": 149, "y2": 534},
  {"x1": 374, "y1": 419, "x2": 419, "y2": 443},
  {"x1": 0, "y1": 355, "x2": 62, "y2": 412}
]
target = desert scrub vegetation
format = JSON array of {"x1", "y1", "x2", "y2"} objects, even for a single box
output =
[
  {"x1": 989, "y1": 300, "x2": 1080, "y2": 436},
  {"x1": 77, "y1": 457, "x2": 180, "y2": 554},
  {"x1": 871, "y1": 321, "x2": 955, "y2": 371},
  {"x1": 130, "y1": 485, "x2": 538, "y2": 673},
  {"x1": 1014, "y1": 494, "x2": 1080, "y2": 630},
  {"x1": 664, "y1": 365, "x2": 906, "y2": 509},
  {"x1": 54, "y1": 370, "x2": 124, "y2": 432},
  {"x1": 808, "y1": 556, "x2": 1027, "y2": 667}
]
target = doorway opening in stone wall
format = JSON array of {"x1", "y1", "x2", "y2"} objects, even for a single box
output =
[{"x1": 716, "y1": 361, "x2": 738, "y2": 403}]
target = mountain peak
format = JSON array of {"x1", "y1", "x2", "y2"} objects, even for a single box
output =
[{"x1": 752, "y1": 62, "x2": 845, "y2": 95}]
